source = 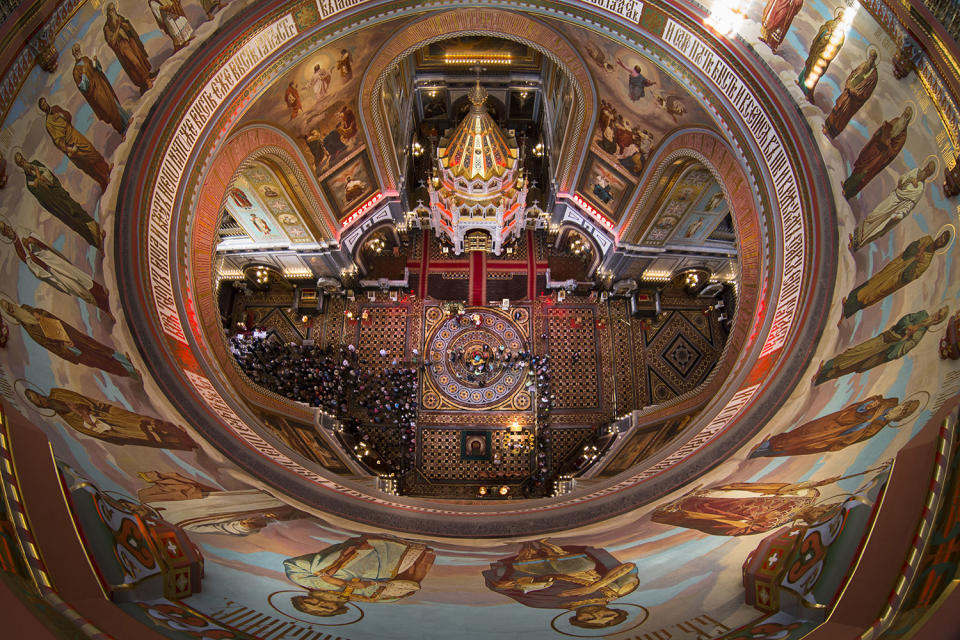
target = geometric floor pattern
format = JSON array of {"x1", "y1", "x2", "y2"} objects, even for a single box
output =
[
  {"x1": 639, "y1": 309, "x2": 722, "y2": 406},
  {"x1": 545, "y1": 306, "x2": 600, "y2": 410},
  {"x1": 352, "y1": 305, "x2": 410, "y2": 367},
  {"x1": 227, "y1": 232, "x2": 727, "y2": 496},
  {"x1": 421, "y1": 306, "x2": 530, "y2": 411},
  {"x1": 419, "y1": 428, "x2": 532, "y2": 481}
]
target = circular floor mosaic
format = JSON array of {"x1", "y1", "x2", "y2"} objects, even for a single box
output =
[{"x1": 425, "y1": 308, "x2": 529, "y2": 410}]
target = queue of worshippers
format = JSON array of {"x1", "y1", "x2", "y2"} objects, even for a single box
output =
[
  {"x1": 229, "y1": 328, "x2": 585, "y2": 495},
  {"x1": 230, "y1": 332, "x2": 419, "y2": 474}
]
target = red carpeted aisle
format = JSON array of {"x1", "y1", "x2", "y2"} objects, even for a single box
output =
[{"x1": 469, "y1": 249, "x2": 486, "y2": 305}]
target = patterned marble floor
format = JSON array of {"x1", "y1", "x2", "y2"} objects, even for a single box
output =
[{"x1": 226, "y1": 244, "x2": 727, "y2": 495}]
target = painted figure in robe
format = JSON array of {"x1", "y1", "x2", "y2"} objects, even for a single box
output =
[
  {"x1": 748, "y1": 395, "x2": 919, "y2": 457},
  {"x1": 814, "y1": 306, "x2": 948, "y2": 384}
]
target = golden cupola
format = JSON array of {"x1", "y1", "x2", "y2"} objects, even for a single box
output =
[{"x1": 428, "y1": 82, "x2": 528, "y2": 255}]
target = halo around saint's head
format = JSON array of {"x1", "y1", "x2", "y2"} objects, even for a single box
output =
[
  {"x1": 935, "y1": 223, "x2": 954, "y2": 255},
  {"x1": 15, "y1": 378, "x2": 55, "y2": 417},
  {"x1": 0, "y1": 291, "x2": 20, "y2": 324},
  {"x1": 550, "y1": 603, "x2": 649, "y2": 638},
  {"x1": 890, "y1": 390, "x2": 931, "y2": 426},
  {"x1": 267, "y1": 590, "x2": 364, "y2": 626}
]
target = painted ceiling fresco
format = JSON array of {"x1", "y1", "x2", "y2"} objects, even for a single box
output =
[
  {"x1": 0, "y1": 1, "x2": 958, "y2": 639},
  {"x1": 556, "y1": 23, "x2": 717, "y2": 225},
  {"x1": 233, "y1": 19, "x2": 406, "y2": 222}
]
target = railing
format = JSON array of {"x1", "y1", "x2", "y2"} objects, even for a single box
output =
[
  {"x1": 921, "y1": 0, "x2": 960, "y2": 43},
  {"x1": 0, "y1": 0, "x2": 24, "y2": 23}
]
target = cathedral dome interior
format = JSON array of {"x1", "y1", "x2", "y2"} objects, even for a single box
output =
[{"x1": 1, "y1": 0, "x2": 960, "y2": 638}]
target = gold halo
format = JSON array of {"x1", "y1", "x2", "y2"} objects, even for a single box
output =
[
  {"x1": 14, "y1": 379, "x2": 55, "y2": 417},
  {"x1": 901, "y1": 99, "x2": 918, "y2": 119},
  {"x1": 0, "y1": 214, "x2": 13, "y2": 245},
  {"x1": 0, "y1": 291, "x2": 20, "y2": 325},
  {"x1": 890, "y1": 389, "x2": 931, "y2": 426},
  {"x1": 550, "y1": 603, "x2": 649, "y2": 638},
  {"x1": 267, "y1": 590, "x2": 364, "y2": 626},
  {"x1": 866, "y1": 45, "x2": 880, "y2": 60},
  {"x1": 935, "y1": 223, "x2": 954, "y2": 254},
  {"x1": 923, "y1": 154, "x2": 940, "y2": 176}
]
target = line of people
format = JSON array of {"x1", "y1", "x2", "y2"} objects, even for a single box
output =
[{"x1": 230, "y1": 334, "x2": 418, "y2": 474}]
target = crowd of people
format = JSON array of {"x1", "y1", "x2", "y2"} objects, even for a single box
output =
[
  {"x1": 229, "y1": 327, "x2": 600, "y2": 496},
  {"x1": 229, "y1": 333, "x2": 418, "y2": 473},
  {"x1": 524, "y1": 353, "x2": 555, "y2": 495}
]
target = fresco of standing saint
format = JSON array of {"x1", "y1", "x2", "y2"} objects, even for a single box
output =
[
  {"x1": 759, "y1": 0, "x2": 804, "y2": 51},
  {"x1": 483, "y1": 539, "x2": 641, "y2": 631},
  {"x1": 38, "y1": 97, "x2": 112, "y2": 191},
  {"x1": 0, "y1": 298, "x2": 140, "y2": 380},
  {"x1": 842, "y1": 106, "x2": 913, "y2": 199},
  {"x1": 841, "y1": 231, "x2": 950, "y2": 318},
  {"x1": 0, "y1": 220, "x2": 112, "y2": 317},
  {"x1": 13, "y1": 152, "x2": 103, "y2": 249},
  {"x1": 823, "y1": 50, "x2": 878, "y2": 138},
  {"x1": 71, "y1": 44, "x2": 130, "y2": 136},
  {"x1": 103, "y1": 3, "x2": 155, "y2": 94},
  {"x1": 814, "y1": 306, "x2": 948, "y2": 384},
  {"x1": 650, "y1": 467, "x2": 887, "y2": 536},
  {"x1": 283, "y1": 535, "x2": 435, "y2": 617},
  {"x1": 22, "y1": 387, "x2": 194, "y2": 450},
  {"x1": 148, "y1": 0, "x2": 193, "y2": 51},
  {"x1": 798, "y1": 9, "x2": 846, "y2": 101},
  {"x1": 849, "y1": 160, "x2": 936, "y2": 251},
  {"x1": 748, "y1": 395, "x2": 919, "y2": 457}
]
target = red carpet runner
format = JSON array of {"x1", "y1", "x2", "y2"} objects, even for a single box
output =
[
  {"x1": 469, "y1": 250, "x2": 486, "y2": 306},
  {"x1": 417, "y1": 229, "x2": 430, "y2": 298},
  {"x1": 526, "y1": 230, "x2": 537, "y2": 300}
]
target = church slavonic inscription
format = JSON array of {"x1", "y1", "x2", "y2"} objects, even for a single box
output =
[{"x1": 661, "y1": 19, "x2": 805, "y2": 359}]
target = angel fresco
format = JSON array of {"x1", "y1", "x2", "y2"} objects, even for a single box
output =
[
  {"x1": 748, "y1": 395, "x2": 921, "y2": 457},
  {"x1": 283, "y1": 535, "x2": 434, "y2": 617},
  {"x1": 655, "y1": 94, "x2": 687, "y2": 123},
  {"x1": 21, "y1": 386, "x2": 193, "y2": 449},
  {"x1": 483, "y1": 539, "x2": 644, "y2": 633},
  {"x1": 284, "y1": 82, "x2": 302, "y2": 119},
  {"x1": 841, "y1": 231, "x2": 950, "y2": 319},
  {"x1": 759, "y1": 0, "x2": 804, "y2": 51},
  {"x1": 0, "y1": 297, "x2": 141, "y2": 381},
  {"x1": 0, "y1": 219, "x2": 112, "y2": 317},
  {"x1": 814, "y1": 306, "x2": 948, "y2": 385},
  {"x1": 849, "y1": 160, "x2": 936, "y2": 251},
  {"x1": 823, "y1": 49, "x2": 878, "y2": 139},
  {"x1": 103, "y1": 3, "x2": 155, "y2": 95},
  {"x1": 13, "y1": 152, "x2": 103, "y2": 249},
  {"x1": 71, "y1": 44, "x2": 130, "y2": 136},
  {"x1": 336, "y1": 49, "x2": 352, "y2": 82},
  {"x1": 842, "y1": 106, "x2": 913, "y2": 200},
  {"x1": 38, "y1": 97, "x2": 112, "y2": 191},
  {"x1": 585, "y1": 41, "x2": 615, "y2": 72}
]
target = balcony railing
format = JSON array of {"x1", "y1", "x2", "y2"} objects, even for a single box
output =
[{"x1": 922, "y1": 0, "x2": 960, "y2": 42}]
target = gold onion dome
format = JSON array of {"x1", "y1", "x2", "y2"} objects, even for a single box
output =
[{"x1": 437, "y1": 84, "x2": 519, "y2": 182}]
